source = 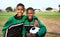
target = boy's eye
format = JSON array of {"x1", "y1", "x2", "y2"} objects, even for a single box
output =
[
  {"x1": 28, "y1": 13, "x2": 33, "y2": 14},
  {"x1": 21, "y1": 9, "x2": 24, "y2": 10},
  {"x1": 17, "y1": 8, "x2": 23, "y2": 10},
  {"x1": 17, "y1": 9, "x2": 20, "y2": 10}
]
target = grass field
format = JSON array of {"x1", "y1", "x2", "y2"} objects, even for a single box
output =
[{"x1": 0, "y1": 12, "x2": 60, "y2": 37}]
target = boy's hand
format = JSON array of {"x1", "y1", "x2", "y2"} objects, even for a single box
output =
[
  {"x1": 23, "y1": 36, "x2": 25, "y2": 37},
  {"x1": 26, "y1": 32, "x2": 36, "y2": 37},
  {"x1": 34, "y1": 20, "x2": 39, "y2": 27}
]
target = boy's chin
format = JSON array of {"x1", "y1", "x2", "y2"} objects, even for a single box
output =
[
  {"x1": 28, "y1": 17, "x2": 32, "y2": 19},
  {"x1": 17, "y1": 13, "x2": 23, "y2": 16},
  {"x1": 28, "y1": 18, "x2": 32, "y2": 20},
  {"x1": 17, "y1": 14, "x2": 22, "y2": 17}
]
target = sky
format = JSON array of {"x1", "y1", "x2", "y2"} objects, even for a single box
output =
[{"x1": 0, "y1": 0, "x2": 60, "y2": 11}]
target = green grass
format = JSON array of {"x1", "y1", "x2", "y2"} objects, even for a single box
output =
[
  {"x1": 0, "y1": 12, "x2": 60, "y2": 24},
  {"x1": 0, "y1": 12, "x2": 60, "y2": 25},
  {"x1": 35, "y1": 12, "x2": 60, "y2": 18},
  {"x1": 0, "y1": 12, "x2": 60, "y2": 37},
  {"x1": 0, "y1": 12, "x2": 60, "y2": 28}
]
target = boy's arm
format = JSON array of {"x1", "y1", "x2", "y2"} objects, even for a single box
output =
[
  {"x1": 2, "y1": 17, "x2": 12, "y2": 37},
  {"x1": 33, "y1": 16, "x2": 39, "y2": 27},
  {"x1": 33, "y1": 16, "x2": 47, "y2": 36},
  {"x1": 34, "y1": 19, "x2": 39, "y2": 27},
  {"x1": 22, "y1": 26, "x2": 26, "y2": 37},
  {"x1": 37, "y1": 20, "x2": 47, "y2": 36}
]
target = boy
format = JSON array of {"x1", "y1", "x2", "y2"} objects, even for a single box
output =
[
  {"x1": 23, "y1": 7, "x2": 47, "y2": 37},
  {"x1": 2, "y1": 3, "x2": 26, "y2": 37}
]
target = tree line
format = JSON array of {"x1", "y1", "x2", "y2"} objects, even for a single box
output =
[{"x1": 0, "y1": 5, "x2": 60, "y2": 12}]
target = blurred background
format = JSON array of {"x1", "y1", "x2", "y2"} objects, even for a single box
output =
[{"x1": 0, "y1": 0, "x2": 60, "y2": 37}]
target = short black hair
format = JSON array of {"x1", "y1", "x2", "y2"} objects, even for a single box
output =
[
  {"x1": 17, "y1": 3, "x2": 25, "y2": 9},
  {"x1": 26, "y1": 7, "x2": 34, "y2": 14}
]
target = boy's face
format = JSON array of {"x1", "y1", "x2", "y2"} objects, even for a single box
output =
[
  {"x1": 16, "y1": 6, "x2": 24, "y2": 16},
  {"x1": 27, "y1": 10, "x2": 34, "y2": 20}
]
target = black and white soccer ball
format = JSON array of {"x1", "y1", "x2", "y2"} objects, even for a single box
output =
[{"x1": 30, "y1": 26, "x2": 40, "y2": 34}]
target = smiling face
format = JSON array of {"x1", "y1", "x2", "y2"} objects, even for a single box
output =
[
  {"x1": 27, "y1": 9, "x2": 34, "y2": 20},
  {"x1": 16, "y1": 6, "x2": 24, "y2": 17}
]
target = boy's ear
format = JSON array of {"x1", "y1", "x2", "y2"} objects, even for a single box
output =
[{"x1": 23, "y1": 8, "x2": 25, "y2": 12}]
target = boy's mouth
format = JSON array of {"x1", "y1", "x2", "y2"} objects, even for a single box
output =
[{"x1": 27, "y1": 17, "x2": 33, "y2": 22}]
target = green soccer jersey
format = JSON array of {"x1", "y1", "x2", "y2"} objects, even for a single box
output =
[
  {"x1": 23, "y1": 16, "x2": 47, "y2": 37},
  {"x1": 2, "y1": 15, "x2": 26, "y2": 37}
]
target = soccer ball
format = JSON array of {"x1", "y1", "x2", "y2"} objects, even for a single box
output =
[{"x1": 30, "y1": 26, "x2": 40, "y2": 34}]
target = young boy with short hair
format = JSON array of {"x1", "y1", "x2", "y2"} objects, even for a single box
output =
[
  {"x1": 2, "y1": 3, "x2": 26, "y2": 37},
  {"x1": 23, "y1": 7, "x2": 47, "y2": 37}
]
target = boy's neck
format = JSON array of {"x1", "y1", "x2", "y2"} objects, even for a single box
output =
[
  {"x1": 27, "y1": 17, "x2": 33, "y2": 22},
  {"x1": 14, "y1": 14, "x2": 23, "y2": 20},
  {"x1": 17, "y1": 14, "x2": 22, "y2": 17}
]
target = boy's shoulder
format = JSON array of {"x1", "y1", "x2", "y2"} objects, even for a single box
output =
[
  {"x1": 22, "y1": 15, "x2": 26, "y2": 19},
  {"x1": 8, "y1": 15, "x2": 26, "y2": 20},
  {"x1": 7, "y1": 16, "x2": 14, "y2": 21},
  {"x1": 22, "y1": 15, "x2": 26, "y2": 17},
  {"x1": 33, "y1": 16, "x2": 37, "y2": 18}
]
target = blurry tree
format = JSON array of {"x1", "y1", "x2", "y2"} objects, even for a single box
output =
[
  {"x1": 46, "y1": 7, "x2": 53, "y2": 11},
  {"x1": 5, "y1": 7, "x2": 13, "y2": 12},
  {"x1": 13, "y1": 8, "x2": 16, "y2": 12},
  {"x1": 58, "y1": 4, "x2": 60, "y2": 12},
  {"x1": 0, "y1": 9, "x2": 2, "y2": 12}
]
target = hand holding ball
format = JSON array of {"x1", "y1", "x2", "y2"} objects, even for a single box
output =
[{"x1": 30, "y1": 26, "x2": 40, "y2": 34}]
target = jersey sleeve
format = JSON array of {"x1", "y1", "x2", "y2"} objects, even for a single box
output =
[
  {"x1": 37, "y1": 20, "x2": 47, "y2": 37},
  {"x1": 33, "y1": 16, "x2": 38, "y2": 20},
  {"x1": 2, "y1": 17, "x2": 13, "y2": 37},
  {"x1": 22, "y1": 26, "x2": 26, "y2": 36}
]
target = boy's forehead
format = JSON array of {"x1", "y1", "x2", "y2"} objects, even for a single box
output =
[
  {"x1": 28, "y1": 10, "x2": 34, "y2": 12},
  {"x1": 17, "y1": 6, "x2": 24, "y2": 9},
  {"x1": 27, "y1": 10, "x2": 34, "y2": 14}
]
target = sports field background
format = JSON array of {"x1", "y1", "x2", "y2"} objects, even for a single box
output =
[{"x1": 0, "y1": 12, "x2": 60, "y2": 37}]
